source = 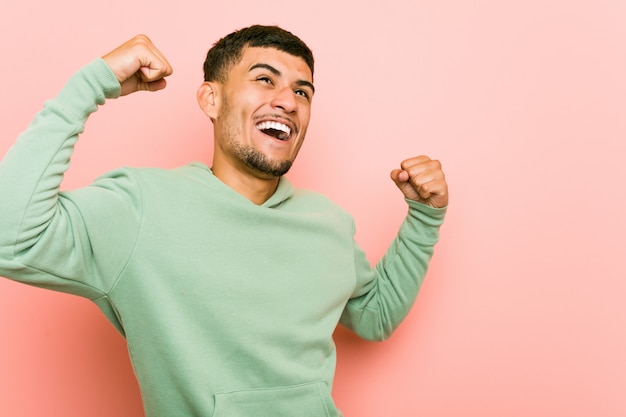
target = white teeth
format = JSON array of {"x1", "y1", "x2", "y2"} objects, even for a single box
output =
[{"x1": 256, "y1": 121, "x2": 291, "y2": 136}]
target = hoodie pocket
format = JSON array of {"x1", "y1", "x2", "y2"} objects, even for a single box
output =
[{"x1": 211, "y1": 381, "x2": 338, "y2": 417}]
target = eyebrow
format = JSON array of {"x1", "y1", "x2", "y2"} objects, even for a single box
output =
[{"x1": 249, "y1": 63, "x2": 315, "y2": 94}]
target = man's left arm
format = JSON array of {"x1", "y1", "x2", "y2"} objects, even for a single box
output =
[{"x1": 339, "y1": 156, "x2": 448, "y2": 341}]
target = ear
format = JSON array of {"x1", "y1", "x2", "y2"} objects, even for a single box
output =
[{"x1": 197, "y1": 81, "x2": 220, "y2": 122}]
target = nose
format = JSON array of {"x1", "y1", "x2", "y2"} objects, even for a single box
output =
[{"x1": 270, "y1": 86, "x2": 297, "y2": 113}]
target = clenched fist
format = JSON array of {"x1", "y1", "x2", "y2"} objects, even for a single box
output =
[
  {"x1": 102, "y1": 34, "x2": 173, "y2": 96},
  {"x1": 390, "y1": 156, "x2": 448, "y2": 208}
]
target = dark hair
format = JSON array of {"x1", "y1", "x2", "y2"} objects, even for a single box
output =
[{"x1": 203, "y1": 25, "x2": 314, "y2": 83}]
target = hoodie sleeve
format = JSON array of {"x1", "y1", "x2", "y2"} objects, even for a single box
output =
[
  {"x1": 339, "y1": 200, "x2": 446, "y2": 341},
  {"x1": 0, "y1": 58, "x2": 141, "y2": 300}
]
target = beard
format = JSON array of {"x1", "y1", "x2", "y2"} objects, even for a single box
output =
[
  {"x1": 232, "y1": 141, "x2": 293, "y2": 177},
  {"x1": 218, "y1": 96, "x2": 295, "y2": 178}
]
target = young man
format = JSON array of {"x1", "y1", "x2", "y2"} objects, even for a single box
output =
[{"x1": 0, "y1": 25, "x2": 447, "y2": 416}]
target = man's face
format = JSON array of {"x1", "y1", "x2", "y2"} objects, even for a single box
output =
[{"x1": 211, "y1": 46, "x2": 314, "y2": 179}]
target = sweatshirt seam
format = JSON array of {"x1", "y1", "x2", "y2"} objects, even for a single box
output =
[
  {"x1": 105, "y1": 171, "x2": 144, "y2": 297},
  {"x1": 6, "y1": 259, "x2": 108, "y2": 300}
]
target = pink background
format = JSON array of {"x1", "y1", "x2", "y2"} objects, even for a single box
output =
[{"x1": 1, "y1": 1, "x2": 625, "y2": 416}]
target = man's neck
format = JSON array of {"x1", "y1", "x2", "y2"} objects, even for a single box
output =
[{"x1": 211, "y1": 162, "x2": 280, "y2": 205}]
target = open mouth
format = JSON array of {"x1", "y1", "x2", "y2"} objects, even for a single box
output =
[{"x1": 256, "y1": 121, "x2": 292, "y2": 141}]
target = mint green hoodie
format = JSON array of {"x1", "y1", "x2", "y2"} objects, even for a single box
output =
[{"x1": 0, "y1": 59, "x2": 446, "y2": 416}]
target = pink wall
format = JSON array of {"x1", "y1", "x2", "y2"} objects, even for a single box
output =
[{"x1": 1, "y1": 1, "x2": 625, "y2": 416}]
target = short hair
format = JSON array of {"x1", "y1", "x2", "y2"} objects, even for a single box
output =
[{"x1": 203, "y1": 25, "x2": 314, "y2": 83}]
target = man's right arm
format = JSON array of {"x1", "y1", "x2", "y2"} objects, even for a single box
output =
[
  {"x1": 0, "y1": 59, "x2": 121, "y2": 258},
  {"x1": 0, "y1": 36, "x2": 172, "y2": 294}
]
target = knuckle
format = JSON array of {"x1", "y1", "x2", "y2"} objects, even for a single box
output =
[
  {"x1": 418, "y1": 181, "x2": 432, "y2": 193},
  {"x1": 134, "y1": 34, "x2": 151, "y2": 43}
]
